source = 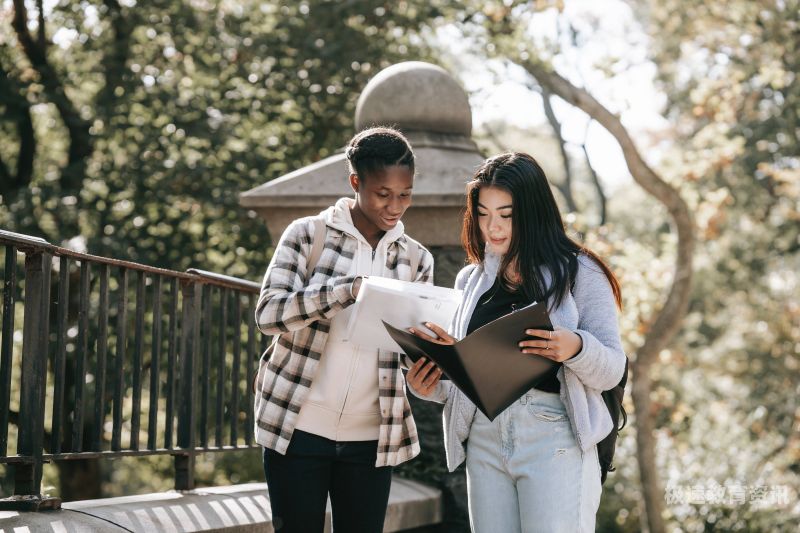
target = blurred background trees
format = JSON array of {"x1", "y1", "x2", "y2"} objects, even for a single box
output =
[
  {"x1": 2, "y1": 0, "x2": 797, "y2": 531},
  {"x1": 1, "y1": 0, "x2": 443, "y2": 273},
  {"x1": 628, "y1": 1, "x2": 800, "y2": 530},
  {"x1": 1, "y1": 0, "x2": 444, "y2": 503}
]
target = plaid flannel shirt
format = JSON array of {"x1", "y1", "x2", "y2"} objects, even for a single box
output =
[{"x1": 254, "y1": 214, "x2": 434, "y2": 467}]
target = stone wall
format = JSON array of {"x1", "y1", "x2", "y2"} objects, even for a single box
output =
[
  {"x1": 429, "y1": 246, "x2": 468, "y2": 290},
  {"x1": 399, "y1": 245, "x2": 471, "y2": 532}
]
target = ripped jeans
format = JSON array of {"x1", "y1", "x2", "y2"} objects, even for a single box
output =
[{"x1": 465, "y1": 389, "x2": 602, "y2": 533}]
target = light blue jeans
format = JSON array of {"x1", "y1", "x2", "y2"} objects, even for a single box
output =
[{"x1": 465, "y1": 389, "x2": 602, "y2": 533}]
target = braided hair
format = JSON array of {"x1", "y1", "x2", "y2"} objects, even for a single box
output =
[{"x1": 345, "y1": 127, "x2": 415, "y2": 180}]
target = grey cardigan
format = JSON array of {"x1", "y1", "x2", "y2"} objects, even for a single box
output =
[{"x1": 410, "y1": 251, "x2": 627, "y2": 472}]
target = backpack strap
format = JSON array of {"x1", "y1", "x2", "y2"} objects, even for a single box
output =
[
  {"x1": 306, "y1": 217, "x2": 327, "y2": 275},
  {"x1": 407, "y1": 239, "x2": 421, "y2": 281}
]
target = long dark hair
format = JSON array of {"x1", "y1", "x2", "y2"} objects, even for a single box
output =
[
  {"x1": 461, "y1": 152, "x2": 621, "y2": 309},
  {"x1": 345, "y1": 126, "x2": 415, "y2": 180}
]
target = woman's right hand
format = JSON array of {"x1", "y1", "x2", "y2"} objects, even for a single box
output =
[{"x1": 407, "y1": 358, "x2": 443, "y2": 397}]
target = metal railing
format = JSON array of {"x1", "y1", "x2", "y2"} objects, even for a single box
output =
[{"x1": 0, "y1": 230, "x2": 266, "y2": 510}]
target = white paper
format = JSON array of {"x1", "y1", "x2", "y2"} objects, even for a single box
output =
[{"x1": 344, "y1": 277, "x2": 463, "y2": 352}]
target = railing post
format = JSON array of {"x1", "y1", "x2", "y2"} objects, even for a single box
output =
[
  {"x1": 5, "y1": 251, "x2": 61, "y2": 510},
  {"x1": 175, "y1": 280, "x2": 201, "y2": 490},
  {"x1": 0, "y1": 245, "x2": 18, "y2": 457}
]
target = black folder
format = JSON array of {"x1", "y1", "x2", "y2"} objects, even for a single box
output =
[{"x1": 384, "y1": 302, "x2": 558, "y2": 421}]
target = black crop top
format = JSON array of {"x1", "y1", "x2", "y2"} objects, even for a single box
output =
[{"x1": 466, "y1": 277, "x2": 561, "y2": 393}]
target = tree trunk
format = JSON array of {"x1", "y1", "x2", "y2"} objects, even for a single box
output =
[
  {"x1": 541, "y1": 88, "x2": 578, "y2": 213},
  {"x1": 0, "y1": 62, "x2": 36, "y2": 197},
  {"x1": 631, "y1": 367, "x2": 664, "y2": 533},
  {"x1": 519, "y1": 59, "x2": 695, "y2": 533},
  {"x1": 581, "y1": 141, "x2": 607, "y2": 225},
  {"x1": 57, "y1": 459, "x2": 103, "y2": 502},
  {"x1": 12, "y1": 0, "x2": 93, "y2": 195}
]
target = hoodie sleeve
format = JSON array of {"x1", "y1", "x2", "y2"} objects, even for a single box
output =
[
  {"x1": 414, "y1": 245, "x2": 435, "y2": 285},
  {"x1": 255, "y1": 218, "x2": 357, "y2": 336},
  {"x1": 562, "y1": 255, "x2": 627, "y2": 390}
]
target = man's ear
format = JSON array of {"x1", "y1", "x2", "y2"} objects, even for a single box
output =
[{"x1": 349, "y1": 173, "x2": 360, "y2": 193}]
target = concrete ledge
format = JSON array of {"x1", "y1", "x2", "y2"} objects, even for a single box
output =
[{"x1": 0, "y1": 476, "x2": 441, "y2": 532}]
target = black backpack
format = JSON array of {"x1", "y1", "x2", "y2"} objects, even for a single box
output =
[{"x1": 596, "y1": 360, "x2": 628, "y2": 484}]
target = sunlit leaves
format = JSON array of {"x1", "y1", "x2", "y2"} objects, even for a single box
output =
[
  {"x1": 0, "y1": 0, "x2": 441, "y2": 498},
  {"x1": 628, "y1": 0, "x2": 800, "y2": 528}
]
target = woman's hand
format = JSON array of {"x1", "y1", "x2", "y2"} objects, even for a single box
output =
[
  {"x1": 407, "y1": 358, "x2": 443, "y2": 397},
  {"x1": 408, "y1": 322, "x2": 456, "y2": 345},
  {"x1": 519, "y1": 327, "x2": 583, "y2": 363}
]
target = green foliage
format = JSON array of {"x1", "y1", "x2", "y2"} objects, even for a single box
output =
[
  {"x1": 422, "y1": 0, "x2": 800, "y2": 529},
  {"x1": 635, "y1": 1, "x2": 800, "y2": 529},
  {"x1": 1, "y1": 0, "x2": 444, "y2": 500},
  {"x1": 3, "y1": 2, "x2": 798, "y2": 530},
  {"x1": 1, "y1": 0, "x2": 442, "y2": 276}
]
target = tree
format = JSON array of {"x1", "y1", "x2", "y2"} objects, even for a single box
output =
[
  {"x1": 426, "y1": 3, "x2": 695, "y2": 530},
  {"x1": 1, "y1": 0, "x2": 444, "y2": 500},
  {"x1": 430, "y1": 1, "x2": 799, "y2": 530},
  {"x1": 627, "y1": 0, "x2": 800, "y2": 529}
]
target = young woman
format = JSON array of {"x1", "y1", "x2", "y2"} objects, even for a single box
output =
[
  {"x1": 407, "y1": 152, "x2": 626, "y2": 532},
  {"x1": 254, "y1": 127, "x2": 434, "y2": 533}
]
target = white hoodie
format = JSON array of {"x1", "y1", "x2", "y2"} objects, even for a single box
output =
[{"x1": 294, "y1": 198, "x2": 407, "y2": 441}]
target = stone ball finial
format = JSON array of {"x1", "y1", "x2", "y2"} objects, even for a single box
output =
[{"x1": 355, "y1": 61, "x2": 472, "y2": 137}]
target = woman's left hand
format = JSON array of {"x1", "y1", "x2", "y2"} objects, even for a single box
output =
[
  {"x1": 519, "y1": 327, "x2": 582, "y2": 363},
  {"x1": 408, "y1": 322, "x2": 456, "y2": 345}
]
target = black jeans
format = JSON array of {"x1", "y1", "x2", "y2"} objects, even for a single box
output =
[{"x1": 262, "y1": 430, "x2": 393, "y2": 533}]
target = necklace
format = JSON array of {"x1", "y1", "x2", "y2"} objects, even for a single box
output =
[{"x1": 479, "y1": 278, "x2": 501, "y2": 305}]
